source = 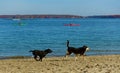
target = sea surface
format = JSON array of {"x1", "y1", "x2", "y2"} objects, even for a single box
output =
[{"x1": 0, "y1": 18, "x2": 120, "y2": 58}]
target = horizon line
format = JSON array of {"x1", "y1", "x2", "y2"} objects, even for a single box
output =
[{"x1": 0, "y1": 14, "x2": 120, "y2": 16}]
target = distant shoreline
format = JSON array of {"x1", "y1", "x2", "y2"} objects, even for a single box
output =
[{"x1": 0, "y1": 14, "x2": 120, "y2": 19}]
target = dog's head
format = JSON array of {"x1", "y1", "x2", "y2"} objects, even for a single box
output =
[
  {"x1": 44, "y1": 49, "x2": 52, "y2": 53},
  {"x1": 83, "y1": 45, "x2": 90, "y2": 51}
]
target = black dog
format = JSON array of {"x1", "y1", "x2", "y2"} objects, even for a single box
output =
[
  {"x1": 65, "y1": 40, "x2": 89, "y2": 60},
  {"x1": 29, "y1": 49, "x2": 52, "y2": 62}
]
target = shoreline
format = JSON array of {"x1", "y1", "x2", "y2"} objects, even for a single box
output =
[
  {"x1": 0, "y1": 54, "x2": 120, "y2": 60},
  {"x1": 0, "y1": 54, "x2": 120, "y2": 73},
  {"x1": 0, "y1": 49, "x2": 120, "y2": 60}
]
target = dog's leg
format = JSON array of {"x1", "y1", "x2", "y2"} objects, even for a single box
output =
[
  {"x1": 65, "y1": 54, "x2": 69, "y2": 58},
  {"x1": 75, "y1": 57, "x2": 77, "y2": 61},
  {"x1": 79, "y1": 54, "x2": 85, "y2": 61},
  {"x1": 39, "y1": 56, "x2": 43, "y2": 62},
  {"x1": 40, "y1": 58, "x2": 42, "y2": 62},
  {"x1": 65, "y1": 51, "x2": 71, "y2": 58},
  {"x1": 65, "y1": 51, "x2": 68, "y2": 58},
  {"x1": 82, "y1": 52, "x2": 86, "y2": 60},
  {"x1": 82, "y1": 55, "x2": 85, "y2": 60},
  {"x1": 75, "y1": 54, "x2": 79, "y2": 61},
  {"x1": 34, "y1": 55, "x2": 38, "y2": 61}
]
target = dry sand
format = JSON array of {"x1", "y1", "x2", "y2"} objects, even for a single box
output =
[{"x1": 0, "y1": 55, "x2": 120, "y2": 73}]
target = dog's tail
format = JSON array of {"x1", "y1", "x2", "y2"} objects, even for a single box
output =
[{"x1": 67, "y1": 40, "x2": 69, "y2": 47}]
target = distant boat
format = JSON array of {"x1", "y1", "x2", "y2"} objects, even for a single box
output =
[
  {"x1": 12, "y1": 19, "x2": 26, "y2": 26},
  {"x1": 64, "y1": 23, "x2": 80, "y2": 26}
]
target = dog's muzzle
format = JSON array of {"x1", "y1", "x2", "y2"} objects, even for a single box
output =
[{"x1": 86, "y1": 47, "x2": 90, "y2": 51}]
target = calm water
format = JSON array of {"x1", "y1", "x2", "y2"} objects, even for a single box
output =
[{"x1": 0, "y1": 18, "x2": 120, "y2": 57}]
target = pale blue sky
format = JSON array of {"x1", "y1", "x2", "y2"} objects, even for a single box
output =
[{"x1": 0, "y1": 0, "x2": 120, "y2": 16}]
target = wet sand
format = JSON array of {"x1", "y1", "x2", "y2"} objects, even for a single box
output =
[{"x1": 0, "y1": 55, "x2": 120, "y2": 73}]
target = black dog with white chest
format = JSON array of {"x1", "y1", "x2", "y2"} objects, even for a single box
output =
[
  {"x1": 29, "y1": 49, "x2": 52, "y2": 62},
  {"x1": 65, "y1": 40, "x2": 89, "y2": 60}
]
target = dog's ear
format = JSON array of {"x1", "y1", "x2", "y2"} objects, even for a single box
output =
[
  {"x1": 83, "y1": 45, "x2": 87, "y2": 47},
  {"x1": 47, "y1": 48, "x2": 52, "y2": 53}
]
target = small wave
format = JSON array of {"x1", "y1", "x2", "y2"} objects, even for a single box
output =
[{"x1": 90, "y1": 50, "x2": 120, "y2": 52}]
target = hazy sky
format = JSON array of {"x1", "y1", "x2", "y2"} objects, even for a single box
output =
[{"x1": 0, "y1": 0, "x2": 120, "y2": 16}]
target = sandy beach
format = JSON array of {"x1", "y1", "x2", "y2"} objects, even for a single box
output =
[{"x1": 0, "y1": 55, "x2": 120, "y2": 73}]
